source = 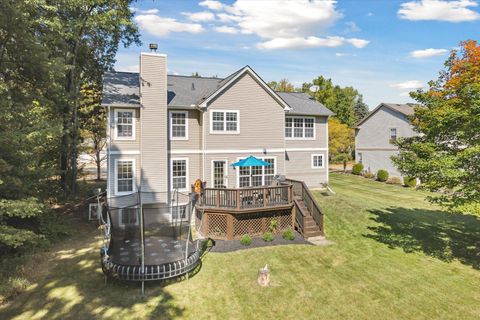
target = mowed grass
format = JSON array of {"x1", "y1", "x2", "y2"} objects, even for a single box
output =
[{"x1": 1, "y1": 173, "x2": 480, "y2": 319}]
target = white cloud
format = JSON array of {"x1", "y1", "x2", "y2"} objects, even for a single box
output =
[
  {"x1": 214, "y1": 25, "x2": 239, "y2": 34},
  {"x1": 182, "y1": 11, "x2": 215, "y2": 22},
  {"x1": 367, "y1": 12, "x2": 374, "y2": 17},
  {"x1": 257, "y1": 36, "x2": 368, "y2": 50},
  {"x1": 344, "y1": 21, "x2": 361, "y2": 33},
  {"x1": 410, "y1": 48, "x2": 449, "y2": 58},
  {"x1": 398, "y1": 0, "x2": 480, "y2": 22},
  {"x1": 217, "y1": 13, "x2": 242, "y2": 23},
  {"x1": 130, "y1": 7, "x2": 159, "y2": 14},
  {"x1": 390, "y1": 80, "x2": 424, "y2": 90},
  {"x1": 135, "y1": 14, "x2": 204, "y2": 37},
  {"x1": 399, "y1": 91, "x2": 412, "y2": 97},
  {"x1": 335, "y1": 52, "x2": 357, "y2": 57},
  {"x1": 199, "y1": 0, "x2": 224, "y2": 11},
  {"x1": 346, "y1": 38, "x2": 370, "y2": 48}
]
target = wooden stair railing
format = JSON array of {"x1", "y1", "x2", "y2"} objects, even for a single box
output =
[{"x1": 285, "y1": 179, "x2": 324, "y2": 237}]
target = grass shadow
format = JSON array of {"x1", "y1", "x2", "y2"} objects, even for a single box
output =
[{"x1": 365, "y1": 207, "x2": 480, "y2": 269}]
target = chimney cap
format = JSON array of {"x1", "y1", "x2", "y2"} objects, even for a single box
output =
[{"x1": 149, "y1": 43, "x2": 158, "y2": 52}]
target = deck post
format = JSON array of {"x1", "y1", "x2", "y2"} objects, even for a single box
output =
[
  {"x1": 227, "y1": 214, "x2": 234, "y2": 240},
  {"x1": 291, "y1": 204, "x2": 296, "y2": 229}
]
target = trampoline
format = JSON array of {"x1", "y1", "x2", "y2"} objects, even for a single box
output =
[{"x1": 98, "y1": 191, "x2": 201, "y2": 282}]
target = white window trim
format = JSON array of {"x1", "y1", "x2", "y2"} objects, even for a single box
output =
[
  {"x1": 211, "y1": 159, "x2": 228, "y2": 188},
  {"x1": 118, "y1": 206, "x2": 140, "y2": 227},
  {"x1": 113, "y1": 109, "x2": 136, "y2": 141},
  {"x1": 114, "y1": 158, "x2": 136, "y2": 195},
  {"x1": 169, "y1": 110, "x2": 189, "y2": 140},
  {"x1": 285, "y1": 116, "x2": 316, "y2": 140},
  {"x1": 235, "y1": 156, "x2": 277, "y2": 188},
  {"x1": 311, "y1": 154, "x2": 325, "y2": 169},
  {"x1": 390, "y1": 127, "x2": 398, "y2": 140},
  {"x1": 170, "y1": 157, "x2": 189, "y2": 192},
  {"x1": 209, "y1": 110, "x2": 240, "y2": 135}
]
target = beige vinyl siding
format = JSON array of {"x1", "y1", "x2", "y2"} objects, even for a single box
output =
[
  {"x1": 205, "y1": 73, "x2": 285, "y2": 150},
  {"x1": 169, "y1": 109, "x2": 202, "y2": 150},
  {"x1": 139, "y1": 53, "x2": 168, "y2": 198},
  {"x1": 204, "y1": 152, "x2": 285, "y2": 188},
  {"x1": 285, "y1": 150, "x2": 328, "y2": 187},
  {"x1": 285, "y1": 116, "x2": 328, "y2": 148},
  {"x1": 356, "y1": 150, "x2": 401, "y2": 177},
  {"x1": 109, "y1": 108, "x2": 140, "y2": 152}
]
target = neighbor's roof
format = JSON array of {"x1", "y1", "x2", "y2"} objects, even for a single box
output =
[
  {"x1": 354, "y1": 103, "x2": 415, "y2": 128},
  {"x1": 277, "y1": 92, "x2": 334, "y2": 116},
  {"x1": 102, "y1": 70, "x2": 333, "y2": 116}
]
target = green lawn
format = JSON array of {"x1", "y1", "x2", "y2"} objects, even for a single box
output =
[{"x1": 1, "y1": 173, "x2": 479, "y2": 319}]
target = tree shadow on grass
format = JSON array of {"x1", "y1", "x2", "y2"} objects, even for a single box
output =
[
  {"x1": 0, "y1": 229, "x2": 187, "y2": 319},
  {"x1": 365, "y1": 207, "x2": 480, "y2": 269}
]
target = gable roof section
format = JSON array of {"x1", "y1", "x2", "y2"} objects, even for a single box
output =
[
  {"x1": 277, "y1": 92, "x2": 334, "y2": 116},
  {"x1": 355, "y1": 103, "x2": 415, "y2": 128},
  {"x1": 197, "y1": 66, "x2": 291, "y2": 111},
  {"x1": 101, "y1": 68, "x2": 334, "y2": 117}
]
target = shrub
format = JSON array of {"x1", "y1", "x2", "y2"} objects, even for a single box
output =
[
  {"x1": 377, "y1": 170, "x2": 389, "y2": 182},
  {"x1": 386, "y1": 177, "x2": 402, "y2": 185},
  {"x1": 0, "y1": 277, "x2": 30, "y2": 304},
  {"x1": 262, "y1": 232, "x2": 274, "y2": 242},
  {"x1": 364, "y1": 171, "x2": 375, "y2": 179},
  {"x1": 240, "y1": 234, "x2": 252, "y2": 246},
  {"x1": 352, "y1": 163, "x2": 364, "y2": 175},
  {"x1": 269, "y1": 218, "x2": 278, "y2": 233},
  {"x1": 403, "y1": 176, "x2": 417, "y2": 188},
  {"x1": 282, "y1": 229, "x2": 295, "y2": 241}
]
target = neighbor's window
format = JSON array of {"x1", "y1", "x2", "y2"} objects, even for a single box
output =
[
  {"x1": 115, "y1": 110, "x2": 135, "y2": 140},
  {"x1": 116, "y1": 160, "x2": 134, "y2": 194},
  {"x1": 170, "y1": 111, "x2": 188, "y2": 139},
  {"x1": 390, "y1": 128, "x2": 397, "y2": 142},
  {"x1": 311, "y1": 154, "x2": 324, "y2": 169},
  {"x1": 238, "y1": 158, "x2": 275, "y2": 187},
  {"x1": 211, "y1": 111, "x2": 239, "y2": 133},
  {"x1": 172, "y1": 159, "x2": 188, "y2": 190},
  {"x1": 285, "y1": 116, "x2": 315, "y2": 139},
  {"x1": 358, "y1": 152, "x2": 363, "y2": 164},
  {"x1": 120, "y1": 207, "x2": 138, "y2": 225}
]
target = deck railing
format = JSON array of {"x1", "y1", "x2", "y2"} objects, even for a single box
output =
[
  {"x1": 285, "y1": 178, "x2": 323, "y2": 233},
  {"x1": 197, "y1": 184, "x2": 293, "y2": 211}
]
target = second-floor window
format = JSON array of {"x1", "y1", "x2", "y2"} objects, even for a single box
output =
[
  {"x1": 285, "y1": 116, "x2": 315, "y2": 139},
  {"x1": 211, "y1": 110, "x2": 239, "y2": 134},
  {"x1": 390, "y1": 128, "x2": 397, "y2": 142},
  {"x1": 170, "y1": 111, "x2": 188, "y2": 140},
  {"x1": 115, "y1": 109, "x2": 135, "y2": 140}
]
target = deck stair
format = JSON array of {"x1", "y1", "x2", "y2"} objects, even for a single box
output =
[{"x1": 286, "y1": 179, "x2": 324, "y2": 238}]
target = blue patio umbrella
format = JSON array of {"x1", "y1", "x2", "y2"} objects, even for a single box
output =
[{"x1": 231, "y1": 155, "x2": 272, "y2": 168}]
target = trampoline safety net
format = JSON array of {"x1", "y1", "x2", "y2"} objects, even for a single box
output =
[{"x1": 100, "y1": 191, "x2": 201, "y2": 281}]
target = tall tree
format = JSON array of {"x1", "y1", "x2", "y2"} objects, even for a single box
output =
[
  {"x1": 268, "y1": 79, "x2": 295, "y2": 92},
  {"x1": 328, "y1": 118, "x2": 355, "y2": 168},
  {"x1": 392, "y1": 40, "x2": 480, "y2": 214},
  {"x1": 354, "y1": 94, "x2": 369, "y2": 122}
]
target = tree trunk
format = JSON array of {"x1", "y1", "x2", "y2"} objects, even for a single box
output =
[{"x1": 96, "y1": 150, "x2": 101, "y2": 181}]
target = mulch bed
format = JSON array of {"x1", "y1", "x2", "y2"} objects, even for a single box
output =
[{"x1": 209, "y1": 231, "x2": 311, "y2": 253}]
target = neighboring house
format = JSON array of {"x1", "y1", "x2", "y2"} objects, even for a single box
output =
[
  {"x1": 354, "y1": 103, "x2": 416, "y2": 177},
  {"x1": 101, "y1": 50, "x2": 333, "y2": 203}
]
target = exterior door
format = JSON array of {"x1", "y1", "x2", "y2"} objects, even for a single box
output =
[{"x1": 212, "y1": 160, "x2": 227, "y2": 188}]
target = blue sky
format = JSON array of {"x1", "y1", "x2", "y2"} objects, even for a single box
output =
[{"x1": 115, "y1": 0, "x2": 480, "y2": 108}]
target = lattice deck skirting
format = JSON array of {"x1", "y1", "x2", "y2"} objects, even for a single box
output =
[{"x1": 196, "y1": 208, "x2": 294, "y2": 240}]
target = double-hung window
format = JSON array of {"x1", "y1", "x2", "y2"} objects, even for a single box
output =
[
  {"x1": 171, "y1": 158, "x2": 188, "y2": 191},
  {"x1": 311, "y1": 154, "x2": 324, "y2": 169},
  {"x1": 120, "y1": 207, "x2": 139, "y2": 226},
  {"x1": 170, "y1": 111, "x2": 188, "y2": 140},
  {"x1": 115, "y1": 159, "x2": 135, "y2": 195},
  {"x1": 390, "y1": 128, "x2": 397, "y2": 142},
  {"x1": 237, "y1": 157, "x2": 276, "y2": 187},
  {"x1": 285, "y1": 116, "x2": 315, "y2": 139},
  {"x1": 211, "y1": 110, "x2": 239, "y2": 134},
  {"x1": 115, "y1": 109, "x2": 135, "y2": 140}
]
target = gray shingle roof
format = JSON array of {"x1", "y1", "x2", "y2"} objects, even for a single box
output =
[
  {"x1": 102, "y1": 70, "x2": 334, "y2": 117},
  {"x1": 355, "y1": 103, "x2": 415, "y2": 128},
  {"x1": 276, "y1": 92, "x2": 334, "y2": 116}
]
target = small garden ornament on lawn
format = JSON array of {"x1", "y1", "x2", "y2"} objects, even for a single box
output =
[{"x1": 257, "y1": 264, "x2": 270, "y2": 287}]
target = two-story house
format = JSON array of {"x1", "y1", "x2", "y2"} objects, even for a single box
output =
[
  {"x1": 101, "y1": 49, "x2": 332, "y2": 241},
  {"x1": 354, "y1": 103, "x2": 416, "y2": 177}
]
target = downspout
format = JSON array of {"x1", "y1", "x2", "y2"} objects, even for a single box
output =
[
  {"x1": 202, "y1": 108, "x2": 206, "y2": 181},
  {"x1": 325, "y1": 116, "x2": 329, "y2": 184}
]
